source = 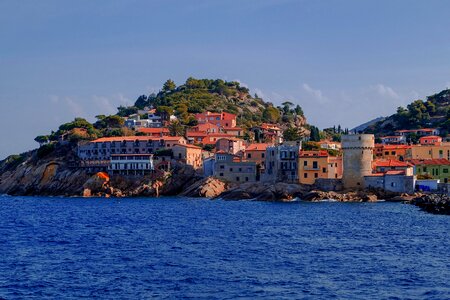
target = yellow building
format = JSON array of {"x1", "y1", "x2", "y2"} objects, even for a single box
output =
[
  {"x1": 172, "y1": 144, "x2": 203, "y2": 170},
  {"x1": 298, "y1": 151, "x2": 343, "y2": 185},
  {"x1": 408, "y1": 143, "x2": 450, "y2": 160}
]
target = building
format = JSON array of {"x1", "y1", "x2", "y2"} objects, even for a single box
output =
[
  {"x1": 342, "y1": 134, "x2": 375, "y2": 189},
  {"x1": 395, "y1": 128, "x2": 440, "y2": 137},
  {"x1": 215, "y1": 137, "x2": 246, "y2": 154},
  {"x1": 252, "y1": 123, "x2": 283, "y2": 144},
  {"x1": 186, "y1": 132, "x2": 236, "y2": 145},
  {"x1": 109, "y1": 154, "x2": 154, "y2": 175},
  {"x1": 187, "y1": 123, "x2": 221, "y2": 134},
  {"x1": 264, "y1": 141, "x2": 301, "y2": 183},
  {"x1": 195, "y1": 111, "x2": 237, "y2": 128},
  {"x1": 409, "y1": 159, "x2": 450, "y2": 183},
  {"x1": 172, "y1": 144, "x2": 203, "y2": 170},
  {"x1": 372, "y1": 159, "x2": 413, "y2": 176},
  {"x1": 213, "y1": 152, "x2": 257, "y2": 183},
  {"x1": 364, "y1": 171, "x2": 415, "y2": 194},
  {"x1": 222, "y1": 126, "x2": 243, "y2": 137},
  {"x1": 380, "y1": 135, "x2": 406, "y2": 145},
  {"x1": 78, "y1": 136, "x2": 187, "y2": 166},
  {"x1": 245, "y1": 143, "x2": 272, "y2": 173},
  {"x1": 374, "y1": 144, "x2": 410, "y2": 161},
  {"x1": 203, "y1": 157, "x2": 215, "y2": 177},
  {"x1": 319, "y1": 140, "x2": 341, "y2": 150},
  {"x1": 137, "y1": 127, "x2": 170, "y2": 137},
  {"x1": 298, "y1": 151, "x2": 343, "y2": 185},
  {"x1": 408, "y1": 143, "x2": 450, "y2": 160},
  {"x1": 419, "y1": 135, "x2": 442, "y2": 145}
]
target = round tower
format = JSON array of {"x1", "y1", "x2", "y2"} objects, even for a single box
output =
[{"x1": 342, "y1": 134, "x2": 374, "y2": 189}]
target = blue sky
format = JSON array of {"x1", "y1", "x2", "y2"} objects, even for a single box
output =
[{"x1": 1, "y1": 0, "x2": 450, "y2": 159}]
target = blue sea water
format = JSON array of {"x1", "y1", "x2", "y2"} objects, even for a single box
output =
[{"x1": 0, "y1": 196, "x2": 449, "y2": 299}]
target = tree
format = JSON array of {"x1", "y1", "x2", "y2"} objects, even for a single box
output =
[
  {"x1": 294, "y1": 105, "x2": 304, "y2": 116},
  {"x1": 168, "y1": 121, "x2": 185, "y2": 136},
  {"x1": 309, "y1": 126, "x2": 321, "y2": 142},
  {"x1": 283, "y1": 127, "x2": 301, "y2": 141},
  {"x1": 34, "y1": 135, "x2": 49, "y2": 146},
  {"x1": 262, "y1": 107, "x2": 280, "y2": 123},
  {"x1": 156, "y1": 106, "x2": 174, "y2": 121},
  {"x1": 134, "y1": 95, "x2": 148, "y2": 109},
  {"x1": 281, "y1": 101, "x2": 294, "y2": 114},
  {"x1": 162, "y1": 79, "x2": 176, "y2": 92}
]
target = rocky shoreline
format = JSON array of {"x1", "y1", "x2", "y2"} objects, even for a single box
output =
[{"x1": 0, "y1": 146, "x2": 448, "y2": 215}]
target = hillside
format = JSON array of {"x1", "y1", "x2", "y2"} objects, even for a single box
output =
[
  {"x1": 122, "y1": 77, "x2": 307, "y2": 130},
  {"x1": 363, "y1": 89, "x2": 450, "y2": 137}
]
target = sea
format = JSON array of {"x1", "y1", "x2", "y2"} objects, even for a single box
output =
[{"x1": 0, "y1": 195, "x2": 449, "y2": 299}]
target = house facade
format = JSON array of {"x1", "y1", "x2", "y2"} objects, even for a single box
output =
[
  {"x1": 264, "y1": 141, "x2": 301, "y2": 183},
  {"x1": 213, "y1": 152, "x2": 257, "y2": 183}
]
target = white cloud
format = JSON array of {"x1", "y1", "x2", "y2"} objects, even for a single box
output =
[
  {"x1": 253, "y1": 88, "x2": 266, "y2": 99},
  {"x1": 373, "y1": 84, "x2": 400, "y2": 99},
  {"x1": 92, "y1": 95, "x2": 116, "y2": 115},
  {"x1": 232, "y1": 79, "x2": 249, "y2": 88},
  {"x1": 302, "y1": 83, "x2": 328, "y2": 104},
  {"x1": 65, "y1": 97, "x2": 84, "y2": 117}
]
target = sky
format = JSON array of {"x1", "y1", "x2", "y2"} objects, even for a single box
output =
[{"x1": 1, "y1": 0, "x2": 450, "y2": 159}]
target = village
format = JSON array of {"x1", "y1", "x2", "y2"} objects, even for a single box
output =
[{"x1": 77, "y1": 108, "x2": 450, "y2": 197}]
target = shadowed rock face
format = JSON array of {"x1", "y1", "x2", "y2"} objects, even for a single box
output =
[
  {"x1": 411, "y1": 194, "x2": 450, "y2": 215},
  {"x1": 0, "y1": 146, "x2": 91, "y2": 196}
]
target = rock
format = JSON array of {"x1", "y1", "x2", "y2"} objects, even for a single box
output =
[
  {"x1": 82, "y1": 188, "x2": 92, "y2": 197},
  {"x1": 410, "y1": 194, "x2": 450, "y2": 215},
  {"x1": 181, "y1": 177, "x2": 228, "y2": 198}
]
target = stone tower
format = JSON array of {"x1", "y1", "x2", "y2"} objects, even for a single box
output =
[{"x1": 342, "y1": 134, "x2": 375, "y2": 189}]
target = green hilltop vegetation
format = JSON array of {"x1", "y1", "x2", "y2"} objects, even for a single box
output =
[
  {"x1": 29, "y1": 77, "x2": 311, "y2": 150},
  {"x1": 363, "y1": 89, "x2": 450, "y2": 138}
]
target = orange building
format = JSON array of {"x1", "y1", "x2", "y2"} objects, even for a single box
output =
[
  {"x1": 372, "y1": 159, "x2": 414, "y2": 176},
  {"x1": 195, "y1": 111, "x2": 237, "y2": 128},
  {"x1": 215, "y1": 137, "x2": 246, "y2": 155},
  {"x1": 374, "y1": 144, "x2": 411, "y2": 161},
  {"x1": 137, "y1": 127, "x2": 170, "y2": 137},
  {"x1": 172, "y1": 144, "x2": 203, "y2": 170},
  {"x1": 419, "y1": 135, "x2": 442, "y2": 145},
  {"x1": 245, "y1": 143, "x2": 272, "y2": 171},
  {"x1": 298, "y1": 151, "x2": 343, "y2": 185}
]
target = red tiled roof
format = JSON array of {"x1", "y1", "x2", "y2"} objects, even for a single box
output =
[
  {"x1": 246, "y1": 143, "x2": 272, "y2": 151},
  {"x1": 92, "y1": 136, "x2": 184, "y2": 143},
  {"x1": 186, "y1": 132, "x2": 209, "y2": 137},
  {"x1": 173, "y1": 143, "x2": 202, "y2": 149},
  {"x1": 138, "y1": 128, "x2": 169, "y2": 134},
  {"x1": 373, "y1": 159, "x2": 411, "y2": 168},
  {"x1": 396, "y1": 128, "x2": 436, "y2": 133},
  {"x1": 409, "y1": 159, "x2": 450, "y2": 166}
]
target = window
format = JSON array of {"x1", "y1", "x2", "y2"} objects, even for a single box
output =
[
  {"x1": 313, "y1": 161, "x2": 318, "y2": 169},
  {"x1": 220, "y1": 165, "x2": 224, "y2": 169},
  {"x1": 322, "y1": 168, "x2": 326, "y2": 173},
  {"x1": 314, "y1": 173, "x2": 318, "y2": 178},
  {"x1": 219, "y1": 173, "x2": 224, "y2": 176},
  {"x1": 262, "y1": 153, "x2": 265, "y2": 158},
  {"x1": 247, "y1": 153, "x2": 251, "y2": 158},
  {"x1": 245, "y1": 177, "x2": 249, "y2": 182},
  {"x1": 239, "y1": 168, "x2": 242, "y2": 172},
  {"x1": 304, "y1": 173, "x2": 308, "y2": 178},
  {"x1": 236, "y1": 177, "x2": 240, "y2": 181},
  {"x1": 303, "y1": 161, "x2": 307, "y2": 166},
  {"x1": 443, "y1": 169, "x2": 448, "y2": 174},
  {"x1": 230, "y1": 168, "x2": 233, "y2": 172}
]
